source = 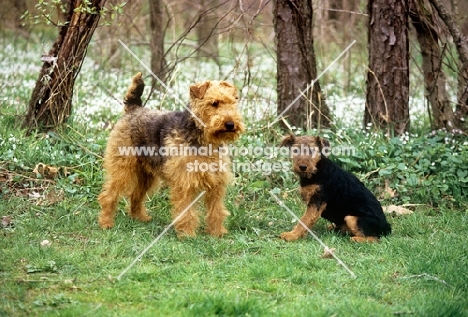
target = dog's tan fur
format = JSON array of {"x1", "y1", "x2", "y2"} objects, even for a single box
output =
[{"x1": 98, "y1": 73, "x2": 244, "y2": 238}]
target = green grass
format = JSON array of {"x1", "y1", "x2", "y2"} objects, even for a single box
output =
[
  {"x1": 1, "y1": 192, "x2": 468, "y2": 316},
  {"x1": 1, "y1": 32, "x2": 468, "y2": 316}
]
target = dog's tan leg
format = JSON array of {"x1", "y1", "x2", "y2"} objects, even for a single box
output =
[
  {"x1": 128, "y1": 187, "x2": 152, "y2": 223},
  {"x1": 344, "y1": 216, "x2": 379, "y2": 243},
  {"x1": 280, "y1": 203, "x2": 327, "y2": 241},
  {"x1": 204, "y1": 187, "x2": 230, "y2": 237},
  {"x1": 127, "y1": 171, "x2": 154, "y2": 223},
  {"x1": 98, "y1": 181, "x2": 121, "y2": 229},
  {"x1": 170, "y1": 187, "x2": 200, "y2": 238}
]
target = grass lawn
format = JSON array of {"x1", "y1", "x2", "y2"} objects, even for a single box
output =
[{"x1": 1, "y1": 176, "x2": 467, "y2": 316}]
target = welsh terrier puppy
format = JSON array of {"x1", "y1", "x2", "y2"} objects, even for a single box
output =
[
  {"x1": 279, "y1": 135, "x2": 391, "y2": 242},
  {"x1": 98, "y1": 73, "x2": 244, "y2": 238}
]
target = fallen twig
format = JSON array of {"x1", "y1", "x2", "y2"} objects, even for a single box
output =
[{"x1": 400, "y1": 273, "x2": 452, "y2": 288}]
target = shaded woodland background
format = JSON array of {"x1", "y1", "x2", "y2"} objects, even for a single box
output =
[{"x1": 1, "y1": 0, "x2": 468, "y2": 135}]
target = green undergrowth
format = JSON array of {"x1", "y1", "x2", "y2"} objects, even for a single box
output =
[{"x1": 315, "y1": 127, "x2": 468, "y2": 209}]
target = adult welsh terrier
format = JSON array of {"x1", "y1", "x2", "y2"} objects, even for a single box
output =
[
  {"x1": 279, "y1": 135, "x2": 391, "y2": 242},
  {"x1": 98, "y1": 73, "x2": 244, "y2": 238}
]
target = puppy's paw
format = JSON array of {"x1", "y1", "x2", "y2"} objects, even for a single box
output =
[
  {"x1": 326, "y1": 223, "x2": 337, "y2": 231},
  {"x1": 279, "y1": 231, "x2": 301, "y2": 242},
  {"x1": 350, "y1": 236, "x2": 379, "y2": 243}
]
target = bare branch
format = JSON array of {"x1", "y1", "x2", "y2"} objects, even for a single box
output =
[{"x1": 429, "y1": 0, "x2": 468, "y2": 71}]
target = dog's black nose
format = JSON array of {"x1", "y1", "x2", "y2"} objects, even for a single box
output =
[
  {"x1": 299, "y1": 165, "x2": 307, "y2": 171},
  {"x1": 225, "y1": 121, "x2": 235, "y2": 130}
]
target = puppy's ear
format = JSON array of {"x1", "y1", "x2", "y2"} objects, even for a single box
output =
[
  {"x1": 319, "y1": 136, "x2": 330, "y2": 149},
  {"x1": 220, "y1": 81, "x2": 239, "y2": 99},
  {"x1": 280, "y1": 134, "x2": 296, "y2": 148},
  {"x1": 315, "y1": 136, "x2": 330, "y2": 153},
  {"x1": 190, "y1": 81, "x2": 211, "y2": 99}
]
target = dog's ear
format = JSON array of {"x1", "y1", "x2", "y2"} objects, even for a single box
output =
[
  {"x1": 280, "y1": 134, "x2": 296, "y2": 148},
  {"x1": 220, "y1": 81, "x2": 239, "y2": 99},
  {"x1": 315, "y1": 136, "x2": 330, "y2": 150},
  {"x1": 190, "y1": 81, "x2": 211, "y2": 99}
]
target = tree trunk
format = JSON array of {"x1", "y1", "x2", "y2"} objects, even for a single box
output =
[
  {"x1": 428, "y1": 0, "x2": 468, "y2": 129},
  {"x1": 365, "y1": 0, "x2": 410, "y2": 135},
  {"x1": 149, "y1": 0, "x2": 167, "y2": 86},
  {"x1": 12, "y1": 0, "x2": 27, "y2": 29},
  {"x1": 274, "y1": 0, "x2": 331, "y2": 131},
  {"x1": 196, "y1": 0, "x2": 219, "y2": 65},
  {"x1": 410, "y1": 0, "x2": 457, "y2": 131},
  {"x1": 23, "y1": 0, "x2": 106, "y2": 133}
]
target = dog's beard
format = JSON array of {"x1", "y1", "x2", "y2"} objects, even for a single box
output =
[{"x1": 212, "y1": 130, "x2": 241, "y2": 142}]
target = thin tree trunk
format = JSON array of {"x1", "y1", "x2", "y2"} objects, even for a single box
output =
[
  {"x1": 365, "y1": 0, "x2": 410, "y2": 135},
  {"x1": 12, "y1": 0, "x2": 27, "y2": 29},
  {"x1": 149, "y1": 0, "x2": 167, "y2": 86},
  {"x1": 196, "y1": 0, "x2": 219, "y2": 65},
  {"x1": 274, "y1": 0, "x2": 331, "y2": 131},
  {"x1": 410, "y1": 0, "x2": 457, "y2": 131},
  {"x1": 428, "y1": 0, "x2": 468, "y2": 128},
  {"x1": 23, "y1": 0, "x2": 106, "y2": 132}
]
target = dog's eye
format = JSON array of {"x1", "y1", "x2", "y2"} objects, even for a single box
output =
[{"x1": 212, "y1": 101, "x2": 219, "y2": 107}]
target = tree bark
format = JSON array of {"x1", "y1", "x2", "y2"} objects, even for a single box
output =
[
  {"x1": 274, "y1": 0, "x2": 331, "y2": 130},
  {"x1": 410, "y1": 0, "x2": 457, "y2": 131},
  {"x1": 149, "y1": 0, "x2": 167, "y2": 86},
  {"x1": 428, "y1": 0, "x2": 468, "y2": 128},
  {"x1": 23, "y1": 0, "x2": 106, "y2": 132},
  {"x1": 365, "y1": 0, "x2": 410, "y2": 135}
]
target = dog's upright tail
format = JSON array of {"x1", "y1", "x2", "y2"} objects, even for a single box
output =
[{"x1": 123, "y1": 72, "x2": 145, "y2": 112}]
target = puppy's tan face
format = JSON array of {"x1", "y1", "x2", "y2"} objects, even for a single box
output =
[
  {"x1": 280, "y1": 135, "x2": 329, "y2": 178},
  {"x1": 189, "y1": 81, "x2": 245, "y2": 145}
]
